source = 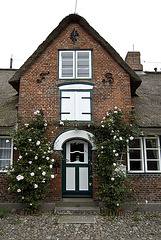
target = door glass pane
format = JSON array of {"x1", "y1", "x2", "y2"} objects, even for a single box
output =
[
  {"x1": 70, "y1": 142, "x2": 84, "y2": 163},
  {"x1": 71, "y1": 142, "x2": 84, "y2": 152}
]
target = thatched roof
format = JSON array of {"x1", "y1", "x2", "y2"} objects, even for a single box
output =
[
  {"x1": 9, "y1": 14, "x2": 141, "y2": 95},
  {"x1": 0, "y1": 69, "x2": 18, "y2": 128},
  {"x1": 132, "y1": 72, "x2": 161, "y2": 129}
]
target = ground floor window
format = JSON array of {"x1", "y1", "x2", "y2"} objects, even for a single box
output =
[
  {"x1": 127, "y1": 137, "x2": 161, "y2": 173},
  {"x1": 0, "y1": 137, "x2": 13, "y2": 172}
]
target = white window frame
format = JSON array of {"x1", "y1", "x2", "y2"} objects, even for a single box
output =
[
  {"x1": 66, "y1": 140, "x2": 88, "y2": 164},
  {"x1": 0, "y1": 136, "x2": 13, "y2": 172},
  {"x1": 59, "y1": 50, "x2": 92, "y2": 79},
  {"x1": 127, "y1": 137, "x2": 161, "y2": 173}
]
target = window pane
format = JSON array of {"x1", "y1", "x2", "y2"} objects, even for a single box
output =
[
  {"x1": 0, "y1": 138, "x2": 11, "y2": 148},
  {"x1": 129, "y1": 150, "x2": 142, "y2": 159},
  {"x1": 71, "y1": 142, "x2": 84, "y2": 152},
  {"x1": 130, "y1": 161, "x2": 142, "y2": 171},
  {"x1": 0, "y1": 149, "x2": 11, "y2": 159},
  {"x1": 129, "y1": 138, "x2": 141, "y2": 148},
  {"x1": 77, "y1": 52, "x2": 90, "y2": 78},
  {"x1": 146, "y1": 138, "x2": 158, "y2": 148},
  {"x1": 146, "y1": 150, "x2": 159, "y2": 159},
  {"x1": 147, "y1": 161, "x2": 159, "y2": 171},
  {"x1": 61, "y1": 52, "x2": 73, "y2": 78},
  {"x1": 0, "y1": 160, "x2": 10, "y2": 169},
  {"x1": 77, "y1": 69, "x2": 89, "y2": 77}
]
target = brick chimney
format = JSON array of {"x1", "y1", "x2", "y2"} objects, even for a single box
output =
[{"x1": 125, "y1": 51, "x2": 143, "y2": 71}]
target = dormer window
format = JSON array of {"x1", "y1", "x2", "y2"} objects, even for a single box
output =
[{"x1": 59, "y1": 50, "x2": 92, "y2": 79}]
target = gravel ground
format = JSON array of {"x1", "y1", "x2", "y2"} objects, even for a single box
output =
[{"x1": 0, "y1": 211, "x2": 160, "y2": 240}]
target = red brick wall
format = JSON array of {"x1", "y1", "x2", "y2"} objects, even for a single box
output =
[
  {"x1": 1, "y1": 23, "x2": 133, "y2": 203},
  {"x1": 129, "y1": 174, "x2": 161, "y2": 203}
]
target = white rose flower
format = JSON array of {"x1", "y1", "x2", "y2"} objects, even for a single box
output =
[
  {"x1": 16, "y1": 175, "x2": 24, "y2": 181},
  {"x1": 44, "y1": 123, "x2": 47, "y2": 127},
  {"x1": 111, "y1": 177, "x2": 115, "y2": 181},
  {"x1": 24, "y1": 123, "x2": 29, "y2": 127},
  {"x1": 36, "y1": 141, "x2": 40, "y2": 146},
  {"x1": 114, "y1": 111, "x2": 118, "y2": 114},
  {"x1": 115, "y1": 153, "x2": 119, "y2": 157},
  {"x1": 113, "y1": 163, "x2": 117, "y2": 167},
  {"x1": 119, "y1": 137, "x2": 123, "y2": 140},
  {"x1": 101, "y1": 125, "x2": 104, "y2": 128},
  {"x1": 42, "y1": 171, "x2": 46, "y2": 176},
  {"x1": 19, "y1": 155, "x2": 22, "y2": 159},
  {"x1": 38, "y1": 167, "x2": 41, "y2": 170},
  {"x1": 28, "y1": 139, "x2": 32, "y2": 142},
  {"x1": 30, "y1": 172, "x2": 35, "y2": 176},
  {"x1": 6, "y1": 140, "x2": 10, "y2": 143},
  {"x1": 130, "y1": 136, "x2": 134, "y2": 141},
  {"x1": 113, "y1": 136, "x2": 117, "y2": 139},
  {"x1": 14, "y1": 147, "x2": 17, "y2": 150},
  {"x1": 46, "y1": 157, "x2": 49, "y2": 160},
  {"x1": 35, "y1": 156, "x2": 38, "y2": 160},
  {"x1": 51, "y1": 174, "x2": 55, "y2": 179},
  {"x1": 34, "y1": 110, "x2": 40, "y2": 115},
  {"x1": 49, "y1": 165, "x2": 52, "y2": 169},
  {"x1": 34, "y1": 184, "x2": 38, "y2": 189},
  {"x1": 51, "y1": 159, "x2": 55, "y2": 163},
  {"x1": 17, "y1": 189, "x2": 21, "y2": 193},
  {"x1": 113, "y1": 150, "x2": 116, "y2": 153},
  {"x1": 28, "y1": 161, "x2": 32, "y2": 164}
]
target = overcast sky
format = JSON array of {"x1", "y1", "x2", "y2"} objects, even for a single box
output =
[{"x1": 1, "y1": 0, "x2": 161, "y2": 71}]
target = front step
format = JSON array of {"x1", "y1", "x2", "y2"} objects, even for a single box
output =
[{"x1": 54, "y1": 198, "x2": 100, "y2": 215}]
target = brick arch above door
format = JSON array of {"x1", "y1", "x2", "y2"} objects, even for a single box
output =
[{"x1": 53, "y1": 129, "x2": 96, "y2": 151}]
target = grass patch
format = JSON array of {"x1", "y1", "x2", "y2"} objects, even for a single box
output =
[
  {"x1": 0, "y1": 208, "x2": 9, "y2": 219},
  {"x1": 133, "y1": 215, "x2": 141, "y2": 222}
]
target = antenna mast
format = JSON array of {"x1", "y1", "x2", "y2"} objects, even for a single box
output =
[{"x1": 74, "y1": 0, "x2": 78, "y2": 14}]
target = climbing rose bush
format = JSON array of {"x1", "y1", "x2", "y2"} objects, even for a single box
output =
[
  {"x1": 8, "y1": 111, "x2": 55, "y2": 211},
  {"x1": 94, "y1": 107, "x2": 139, "y2": 212}
]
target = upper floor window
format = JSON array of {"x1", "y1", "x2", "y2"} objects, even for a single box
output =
[
  {"x1": 59, "y1": 50, "x2": 92, "y2": 79},
  {"x1": 0, "y1": 137, "x2": 13, "y2": 172},
  {"x1": 127, "y1": 137, "x2": 161, "y2": 173}
]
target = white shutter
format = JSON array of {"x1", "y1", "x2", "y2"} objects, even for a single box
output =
[
  {"x1": 61, "y1": 92, "x2": 75, "y2": 120},
  {"x1": 76, "y1": 92, "x2": 91, "y2": 121}
]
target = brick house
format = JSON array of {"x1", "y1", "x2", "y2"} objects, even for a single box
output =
[{"x1": 0, "y1": 14, "x2": 161, "y2": 207}]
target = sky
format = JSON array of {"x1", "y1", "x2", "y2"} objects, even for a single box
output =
[{"x1": 0, "y1": 0, "x2": 161, "y2": 71}]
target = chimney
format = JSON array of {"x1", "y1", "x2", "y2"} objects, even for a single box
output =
[{"x1": 125, "y1": 52, "x2": 143, "y2": 71}]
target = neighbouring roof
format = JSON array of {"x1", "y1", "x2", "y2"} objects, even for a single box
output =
[
  {"x1": 0, "y1": 69, "x2": 18, "y2": 128},
  {"x1": 132, "y1": 72, "x2": 161, "y2": 129},
  {"x1": 9, "y1": 14, "x2": 141, "y2": 95}
]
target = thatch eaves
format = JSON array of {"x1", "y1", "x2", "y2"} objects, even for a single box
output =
[
  {"x1": 9, "y1": 14, "x2": 141, "y2": 95},
  {"x1": 0, "y1": 69, "x2": 18, "y2": 128}
]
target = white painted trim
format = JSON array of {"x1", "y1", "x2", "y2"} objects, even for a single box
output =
[
  {"x1": 53, "y1": 130, "x2": 96, "y2": 150},
  {"x1": 58, "y1": 84, "x2": 94, "y2": 90}
]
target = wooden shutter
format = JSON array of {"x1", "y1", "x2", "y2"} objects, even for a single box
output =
[
  {"x1": 76, "y1": 92, "x2": 91, "y2": 121},
  {"x1": 61, "y1": 91, "x2": 75, "y2": 120}
]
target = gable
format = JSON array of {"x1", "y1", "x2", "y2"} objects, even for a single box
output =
[{"x1": 9, "y1": 14, "x2": 141, "y2": 95}]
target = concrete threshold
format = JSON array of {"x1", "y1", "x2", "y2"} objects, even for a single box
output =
[{"x1": 58, "y1": 215, "x2": 96, "y2": 224}]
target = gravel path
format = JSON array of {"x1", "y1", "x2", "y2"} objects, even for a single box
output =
[{"x1": 0, "y1": 211, "x2": 160, "y2": 240}]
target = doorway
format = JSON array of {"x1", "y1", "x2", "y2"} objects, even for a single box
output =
[{"x1": 62, "y1": 139, "x2": 93, "y2": 197}]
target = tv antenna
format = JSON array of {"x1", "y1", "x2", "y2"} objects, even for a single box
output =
[{"x1": 74, "y1": 0, "x2": 78, "y2": 14}]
